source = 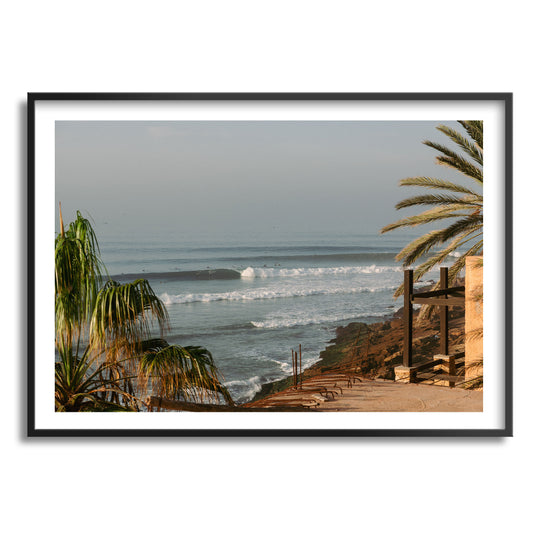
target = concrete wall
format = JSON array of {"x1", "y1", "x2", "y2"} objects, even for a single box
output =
[{"x1": 465, "y1": 256, "x2": 483, "y2": 384}]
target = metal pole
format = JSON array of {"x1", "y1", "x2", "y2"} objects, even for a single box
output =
[{"x1": 403, "y1": 269, "x2": 413, "y2": 367}]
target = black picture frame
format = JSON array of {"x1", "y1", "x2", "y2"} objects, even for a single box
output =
[{"x1": 27, "y1": 92, "x2": 513, "y2": 437}]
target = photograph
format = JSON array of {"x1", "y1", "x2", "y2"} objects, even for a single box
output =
[
  {"x1": 28, "y1": 94, "x2": 511, "y2": 436},
  {"x1": 7, "y1": 5, "x2": 530, "y2": 532}
]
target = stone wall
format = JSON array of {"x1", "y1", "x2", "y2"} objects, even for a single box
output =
[{"x1": 465, "y1": 256, "x2": 483, "y2": 383}]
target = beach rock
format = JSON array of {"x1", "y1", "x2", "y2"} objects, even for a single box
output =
[{"x1": 249, "y1": 307, "x2": 465, "y2": 404}]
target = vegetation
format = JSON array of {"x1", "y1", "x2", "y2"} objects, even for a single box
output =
[
  {"x1": 381, "y1": 120, "x2": 483, "y2": 296},
  {"x1": 55, "y1": 208, "x2": 233, "y2": 411}
]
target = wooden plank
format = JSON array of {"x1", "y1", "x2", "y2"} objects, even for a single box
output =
[
  {"x1": 411, "y1": 359, "x2": 443, "y2": 372},
  {"x1": 411, "y1": 296, "x2": 465, "y2": 306},
  {"x1": 412, "y1": 286, "x2": 465, "y2": 298}
]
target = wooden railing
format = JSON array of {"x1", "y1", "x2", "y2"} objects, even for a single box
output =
[
  {"x1": 398, "y1": 354, "x2": 465, "y2": 387},
  {"x1": 403, "y1": 267, "x2": 465, "y2": 368}
]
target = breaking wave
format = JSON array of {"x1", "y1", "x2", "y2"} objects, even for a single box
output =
[
  {"x1": 240, "y1": 265, "x2": 402, "y2": 278},
  {"x1": 224, "y1": 375, "x2": 263, "y2": 402},
  {"x1": 250, "y1": 308, "x2": 401, "y2": 329},
  {"x1": 160, "y1": 284, "x2": 400, "y2": 305},
  {"x1": 113, "y1": 264, "x2": 403, "y2": 283}
]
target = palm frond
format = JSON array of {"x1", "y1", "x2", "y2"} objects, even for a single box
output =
[
  {"x1": 55, "y1": 345, "x2": 134, "y2": 411},
  {"x1": 139, "y1": 344, "x2": 234, "y2": 405},
  {"x1": 398, "y1": 176, "x2": 481, "y2": 196},
  {"x1": 395, "y1": 193, "x2": 482, "y2": 210},
  {"x1": 381, "y1": 205, "x2": 477, "y2": 233},
  {"x1": 458, "y1": 120, "x2": 483, "y2": 150},
  {"x1": 432, "y1": 152, "x2": 483, "y2": 184},
  {"x1": 89, "y1": 279, "x2": 169, "y2": 363},
  {"x1": 55, "y1": 209, "x2": 236, "y2": 410},
  {"x1": 55, "y1": 211, "x2": 106, "y2": 353},
  {"x1": 396, "y1": 219, "x2": 482, "y2": 267},
  {"x1": 396, "y1": 229, "x2": 453, "y2": 265},
  {"x1": 393, "y1": 234, "x2": 482, "y2": 298},
  {"x1": 422, "y1": 125, "x2": 483, "y2": 183},
  {"x1": 435, "y1": 124, "x2": 483, "y2": 167},
  {"x1": 437, "y1": 215, "x2": 483, "y2": 244}
]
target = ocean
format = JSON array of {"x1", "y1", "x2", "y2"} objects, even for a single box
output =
[{"x1": 100, "y1": 230, "x2": 439, "y2": 403}]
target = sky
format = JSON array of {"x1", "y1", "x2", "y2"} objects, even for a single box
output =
[{"x1": 55, "y1": 120, "x2": 468, "y2": 241}]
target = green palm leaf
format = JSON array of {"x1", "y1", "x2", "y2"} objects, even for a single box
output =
[
  {"x1": 89, "y1": 279, "x2": 169, "y2": 363},
  {"x1": 139, "y1": 344, "x2": 234, "y2": 405},
  {"x1": 55, "y1": 211, "x2": 105, "y2": 352}
]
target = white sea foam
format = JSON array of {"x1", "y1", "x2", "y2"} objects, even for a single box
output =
[
  {"x1": 240, "y1": 265, "x2": 402, "y2": 278},
  {"x1": 276, "y1": 361, "x2": 292, "y2": 374},
  {"x1": 224, "y1": 375, "x2": 263, "y2": 402},
  {"x1": 251, "y1": 308, "x2": 400, "y2": 329},
  {"x1": 160, "y1": 284, "x2": 400, "y2": 305},
  {"x1": 254, "y1": 355, "x2": 294, "y2": 375}
]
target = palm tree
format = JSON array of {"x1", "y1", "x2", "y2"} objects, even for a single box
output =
[
  {"x1": 381, "y1": 120, "x2": 483, "y2": 296},
  {"x1": 55, "y1": 208, "x2": 233, "y2": 411}
]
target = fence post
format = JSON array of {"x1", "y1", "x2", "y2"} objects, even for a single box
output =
[
  {"x1": 292, "y1": 350, "x2": 296, "y2": 388},
  {"x1": 403, "y1": 269, "x2": 413, "y2": 367},
  {"x1": 299, "y1": 344, "x2": 302, "y2": 389},
  {"x1": 440, "y1": 267, "x2": 449, "y2": 356}
]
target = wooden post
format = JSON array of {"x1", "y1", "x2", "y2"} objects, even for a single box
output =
[
  {"x1": 292, "y1": 350, "x2": 295, "y2": 388},
  {"x1": 299, "y1": 344, "x2": 302, "y2": 389},
  {"x1": 294, "y1": 349, "x2": 298, "y2": 388},
  {"x1": 440, "y1": 267, "x2": 449, "y2": 356},
  {"x1": 403, "y1": 269, "x2": 413, "y2": 367}
]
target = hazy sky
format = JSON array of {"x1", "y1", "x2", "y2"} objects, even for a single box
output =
[{"x1": 55, "y1": 120, "x2": 465, "y2": 240}]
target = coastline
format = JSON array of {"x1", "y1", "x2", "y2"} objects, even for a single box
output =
[{"x1": 247, "y1": 306, "x2": 466, "y2": 404}]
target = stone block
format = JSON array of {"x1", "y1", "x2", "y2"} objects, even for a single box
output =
[{"x1": 394, "y1": 365, "x2": 416, "y2": 383}]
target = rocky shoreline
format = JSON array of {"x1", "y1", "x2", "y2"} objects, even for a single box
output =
[{"x1": 249, "y1": 306, "x2": 465, "y2": 403}]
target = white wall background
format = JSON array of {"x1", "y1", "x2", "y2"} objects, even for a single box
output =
[{"x1": 3, "y1": 2, "x2": 529, "y2": 532}]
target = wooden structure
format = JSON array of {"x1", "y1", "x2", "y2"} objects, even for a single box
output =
[{"x1": 396, "y1": 267, "x2": 465, "y2": 386}]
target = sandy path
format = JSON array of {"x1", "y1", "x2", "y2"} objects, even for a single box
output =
[
  {"x1": 249, "y1": 376, "x2": 482, "y2": 412},
  {"x1": 314, "y1": 379, "x2": 482, "y2": 411}
]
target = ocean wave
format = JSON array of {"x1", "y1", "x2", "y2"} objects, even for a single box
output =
[
  {"x1": 112, "y1": 269, "x2": 241, "y2": 282},
  {"x1": 224, "y1": 375, "x2": 263, "y2": 402},
  {"x1": 240, "y1": 264, "x2": 402, "y2": 278},
  {"x1": 113, "y1": 263, "x2": 403, "y2": 283},
  {"x1": 250, "y1": 308, "x2": 400, "y2": 329},
  {"x1": 160, "y1": 284, "x2": 400, "y2": 305}
]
